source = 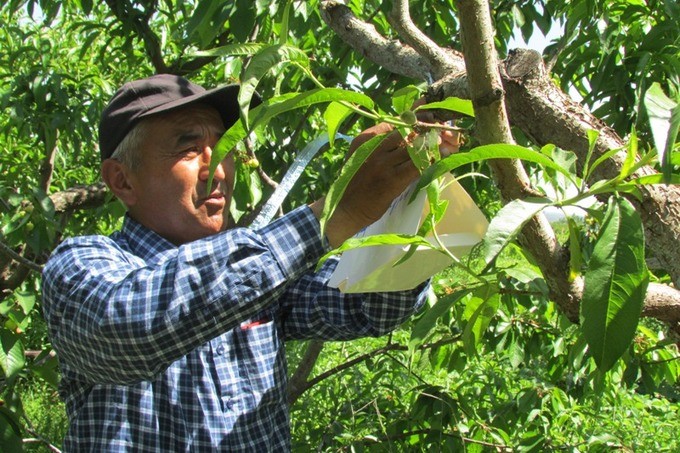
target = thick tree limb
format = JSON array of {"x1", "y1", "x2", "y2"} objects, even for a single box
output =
[
  {"x1": 498, "y1": 50, "x2": 680, "y2": 288},
  {"x1": 49, "y1": 182, "x2": 110, "y2": 213},
  {"x1": 320, "y1": 1, "x2": 446, "y2": 81},
  {"x1": 454, "y1": 0, "x2": 583, "y2": 321}
]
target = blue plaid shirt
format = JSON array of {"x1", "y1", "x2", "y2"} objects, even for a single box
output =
[{"x1": 42, "y1": 206, "x2": 427, "y2": 451}]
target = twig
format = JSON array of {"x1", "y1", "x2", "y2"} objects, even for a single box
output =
[
  {"x1": 22, "y1": 417, "x2": 62, "y2": 453},
  {"x1": 295, "y1": 336, "x2": 461, "y2": 399},
  {"x1": 0, "y1": 240, "x2": 42, "y2": 273},
  {"x1": 360, "y1": 427, "x2": 512, "y2": 451},
  {"x1": 39, "y1": 129, "x2": 59, "y2": 192}
]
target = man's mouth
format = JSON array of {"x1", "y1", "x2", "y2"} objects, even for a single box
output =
[{"x1": 201, "y1": 190, "x2": 225, "y2": 207}]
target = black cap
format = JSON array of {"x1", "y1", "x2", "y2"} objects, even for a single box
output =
[{"x1": 98, "y1": 74, "x2": 258, "y2": 161}]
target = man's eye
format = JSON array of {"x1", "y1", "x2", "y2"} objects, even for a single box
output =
[{"x1": 181, "y1": 146, "x2": 201, "y2": 156}]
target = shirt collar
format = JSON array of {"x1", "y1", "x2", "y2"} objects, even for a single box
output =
[{"x1": 113, "y1": 214, "x2": 178, "y2": 262}]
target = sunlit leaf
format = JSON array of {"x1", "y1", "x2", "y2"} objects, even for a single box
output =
[
  {"x1": 316, "y1": 233, "x2": 437, "y2": 270},
  {"x1": 209, "y1": 88, "x2": 375, "y2": 190},
  {"x1": 238, "y1": 44, "x2": 309, "y2": 128},
  {"x1": 621, "y1": 128, "x2": 638, "y2": 179},
  {"x1": 581, "y1": 196, "x2": 648, "y2": 372},
  {"x1": 412, "y1": 144, "x2": 574, "y2": 198},
  {"x1": 564, "y1": 216, "x2": 583, "y2": 281},
  {"x1": 324, "y1": 102, "x2": 353, "y2": 147},
  {"x1": 416, "y1": 97, "x2": 475, "y2": 117},
  {"x1": 644, "y1": 82, "x2": 680, "y2": 183},
  {"x1": 481, "y1": 197, "x2": 552, "y2": 267},
  {"x1": 392, "y1": 85, "x2": 421, "y2": 115},
  {"x1": 190, "y1": 43, "x2": 268, "y2": 58},
  {"x1": 279, "y1": 0, "x2": 292, "y2": 45}
]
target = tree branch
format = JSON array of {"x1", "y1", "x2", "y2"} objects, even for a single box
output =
[
  {"x1": 49, "y1": 182, "x2": 110, "y2": 213},
  {"x1": 455, "y1": 0, "x2": 583, "y2": 321},
  {"x1": 0, "y1": 241, "x2": 42, "y2": 273},
  {"x1": 287, "y1": 340, "x2": 325, "y2": 404},
  {"x1": 293, "y1": 336, "x2": 460, "y2": 401},
  {"x1": 319, "y1": 1, "x2": 440, "y2": 81},
  {"x1": 388, "y1": 0, "x2": 460, "y2": 80},
  {"x1": 39, "y1": 129, "x2": 58, "y2": 193},
  {"x1": 104, "y1": 0, "x2": 169, "y2": 73}
]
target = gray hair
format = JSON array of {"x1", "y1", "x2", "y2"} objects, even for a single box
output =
[{"x1": 108, "y1": 120, "x2": 148, "y2": 170}]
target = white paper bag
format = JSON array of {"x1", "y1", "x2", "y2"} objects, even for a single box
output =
[{"x1": 328, "y1": 173, "x2": 489, "y2": 293}]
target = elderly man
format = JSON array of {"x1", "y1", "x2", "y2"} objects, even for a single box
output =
[{"x1": 42, "y1": 74, "x2": 457, "y2": 451}]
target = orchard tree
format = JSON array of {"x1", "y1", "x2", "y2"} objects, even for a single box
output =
[{"x1": 0, "y1": 0, "x2": 678, "y2": 450}]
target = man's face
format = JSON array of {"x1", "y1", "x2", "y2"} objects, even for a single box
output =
[{"x1": 126, "y1": 105, "x2": 235, "y2": 245}]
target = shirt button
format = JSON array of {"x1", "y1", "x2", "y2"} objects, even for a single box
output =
[
  {"x1": 224, "y1": 398, "x2": 234, "y2": 410},
  {"x1": 215, "y1": 344, "x2": 225, "y2": 355}
]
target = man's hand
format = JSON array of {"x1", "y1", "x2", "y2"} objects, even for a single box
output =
[{"x1": 310, "y1": 122, "x2": 460, "y2": 248}]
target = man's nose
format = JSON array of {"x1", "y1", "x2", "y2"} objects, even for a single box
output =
[{"x1": 199, "y1": 146, "x2": 226, "y2": 182}]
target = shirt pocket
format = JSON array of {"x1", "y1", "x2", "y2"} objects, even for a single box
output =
[{"x1": 234, "y1": 311, "x2": 286, "y2": 408}]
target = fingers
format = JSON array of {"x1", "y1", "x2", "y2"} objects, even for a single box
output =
[{"x1": 438, "y1": 130, "x2": 461, "y2": 158}]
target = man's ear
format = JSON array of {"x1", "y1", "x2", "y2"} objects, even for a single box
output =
[{"x1": 101, "y1": 159, "x2": 137, "y2": 207}]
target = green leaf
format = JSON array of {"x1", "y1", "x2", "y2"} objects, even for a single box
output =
[
  {"x1": 238, "y1": 44, "x2": 310, "y2": 128},
  {"x1": 620, "y1": 128, "x2": 638, "y2": 179},
  {"x1": 190, "y1": 42, "x2": 268, "y2": 58},
  {"x1": 581, "y1": 196, "x2": 648, "y2": 372},
  {"x1": 412, "y1": 144, "x2": 574, "y2": 198},
  {"x1": 462, "y1": 287, "x2": 500, "y2": 356},
  {"x1": 14, "y1": 291, "x2": 35, "y2": 314},
  {"x1": 319, "y1": 134, "x2": 386, "y2": 234},
  {"x1": 0, "y1": 406, "x2": 22, "y2": 453},
  {"x1": 279, "y1": 0, "x2": 292, "y2": 45},
  {"x1": 624, "y1": 173, "x2": 680, "y2": 186},
  {"x1": 588, "y1": 146, "x2": 624, "y2": 179},
  {"x1": 316, "y1": 233, "x2": 437, "y2": 270},
  {"x1": 481, "y1": 197, "x2": 553, "y2": 267},
  {"x1": 416, "y1": 97, "x2": 475, "y2": 117},
  {"x1": 644, "y1": 82, "x2": 680, "y2": 183},
  {"x1": 186, "y1": 1, "x2": 226, "y2": 47},
  {"x1": 324, "y1": 102, "x2": 353, "y2": 148},
  {"x1": 392, "y1": 85, "x2": 421, "y2": 115},
  {"x1": 229, "y1": 160, "x2": 262, "y2": 224},
  {"x1": 410, "y1": 288, "x2": 475, "y2": 349},
  {"x1": 209, "y1": 88, "x2": 375, "y2": 190},
  {"x1": 566, "y1": 216, "x2": 583, "y2": 281},
  {"x1": 30, "y1": 350, "x2": 60, "y2": 389},
  {"x1": 583, "y1": 129, "x2": 600, "y2": 183},
  {"x1": 0, "y1": 330, "x2": 25, "y2": 381}
]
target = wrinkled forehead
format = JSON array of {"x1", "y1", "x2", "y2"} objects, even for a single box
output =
[{"x1": 146, "y1": 103, "x2": 226, "y2": 136}]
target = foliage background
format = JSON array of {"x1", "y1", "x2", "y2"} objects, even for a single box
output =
[{"x1": 1, "y1": 0, "x2": 679, "y2": 451}]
